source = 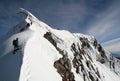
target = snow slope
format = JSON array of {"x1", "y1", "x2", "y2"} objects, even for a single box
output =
[{"x1": 0, "y1": 8, "x2": 120, "y2": 81}]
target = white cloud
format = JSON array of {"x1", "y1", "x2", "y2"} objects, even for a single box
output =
[
  {"x1": 102, "y1": 38, "x2": 120, "y2": 46},
  {"x1": 103, "y1": 42, "x2": 120, "y2": 53},
  {"x1": 86, "y1": 2, "x2": 120, "y2": 41},
  {"x1": 102, "y1": 37, "x2": 120, "y2": 54}
]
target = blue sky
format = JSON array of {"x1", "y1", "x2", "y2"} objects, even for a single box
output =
[{"x1": 0, "y1": 0, "x2": 120, "y2": 55}]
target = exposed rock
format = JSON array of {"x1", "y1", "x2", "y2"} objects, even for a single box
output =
[
  {"x1": 44, "y1": 32, "x2": 64, "y2": 55},
  {"x1": 54, "y1": 54, "x2": 75, "y2": 81}
]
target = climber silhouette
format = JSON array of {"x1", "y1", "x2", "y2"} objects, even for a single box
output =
[{"x1": 13, "y1": 38, "x2": 20, "y2": 54}]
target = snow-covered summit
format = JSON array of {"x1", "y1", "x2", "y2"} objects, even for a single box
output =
[
  {"x1": 0, "y1": 8, "x2": 120, "y2": 81},
  {"x1": 17, "y1": 8, "x2": 38, "y2": 23}
]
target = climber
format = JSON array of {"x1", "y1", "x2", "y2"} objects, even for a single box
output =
[{"x1": 12, "y1": 37, "x2": 20, "y2": 54}]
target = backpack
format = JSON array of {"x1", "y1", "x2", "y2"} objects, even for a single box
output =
[{"x1": 13, "y1": 40, "x2": 16, "y2": 45}]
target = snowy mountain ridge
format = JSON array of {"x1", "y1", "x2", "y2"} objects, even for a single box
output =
[{"x1": 0, "y1": 8, "x2": 120, "y2": 81}]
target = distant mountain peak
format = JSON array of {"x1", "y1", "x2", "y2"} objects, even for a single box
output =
[
  {"x1": 17, "y1": 8, "x2": 30, "y2": 19},
  {"x1": 17, "y1": 8, "x2": 39, "y2": 24}
]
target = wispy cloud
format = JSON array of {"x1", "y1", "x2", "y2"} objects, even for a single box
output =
[
  {"x1": 102, "y1": 38, "x2": 120, "y2": 46},
  {"x1": 102, "y1": 38, "x2": 120, "y2": 54},
  {"x1": 86, "y1": 1, "x2": 120, "y2": 42},
  {"x1": 0, "y1": 0, "x2": 120, "y2": 44}
]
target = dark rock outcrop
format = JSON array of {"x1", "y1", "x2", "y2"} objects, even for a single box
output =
[{"x1": 54, "y1": 54, "x2": 75, "y2": 81}]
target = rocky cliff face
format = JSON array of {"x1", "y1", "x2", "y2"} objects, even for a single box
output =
[{"x1": 44, "y1": 31, "x2": 120, "y2": 81}]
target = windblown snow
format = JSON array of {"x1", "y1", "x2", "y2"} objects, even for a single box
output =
[{"x1": 0, "y1": 8, "x2": 120, "y2": 81}]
